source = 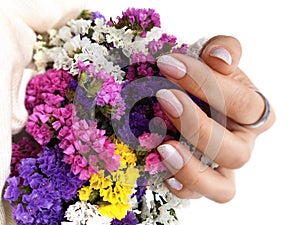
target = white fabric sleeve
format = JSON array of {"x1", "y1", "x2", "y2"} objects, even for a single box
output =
[{"x1": 0, "y1": 1, "x2": 87, "y2": 224}]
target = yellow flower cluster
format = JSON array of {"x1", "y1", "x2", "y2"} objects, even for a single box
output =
[
  {"x1": 78, "y1": 166, "x2": 140, "y2": 220},
  {"x1": 113, "y1": 139, "x2": 137, "y2": 168}
]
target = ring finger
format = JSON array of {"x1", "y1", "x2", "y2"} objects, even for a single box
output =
[{"x1": 158, "y1": 141, "x2": 235, "y2": 203}]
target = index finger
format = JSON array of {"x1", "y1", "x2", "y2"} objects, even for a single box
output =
[{"x1": 157, "y1": 53, "x2": 265, "y2": 125}]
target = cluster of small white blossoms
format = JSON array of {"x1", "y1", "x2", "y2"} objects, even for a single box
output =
[
  {"x1": 63, "y1": 201, "x2": 112, "y2": 225},
  {"x1": 34, "y1": 17, "x2": 166, "y2": 83}
]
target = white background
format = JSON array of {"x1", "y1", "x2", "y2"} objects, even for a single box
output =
[{"x1": 86, "y1": 0, "x2": 299, "y2": 224}]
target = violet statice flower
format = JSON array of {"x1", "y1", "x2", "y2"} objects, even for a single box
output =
[
  {"x1": 111, "y1": 211, "x2": 139, "y2": 225},
  {"x1": 77, "y1": 64, "x2": 125, "y2": 119},
  {"x1": 148, "y1": 33, "x2": 177, "y2": 55},
  {"x1": 133, "y1": 176, "x2": 148, "y2": 203},
  {"x1": 5, "y1": 145, "x2": 84, "y2": 225},
  {"x1": 172, "y1": 43, "x2": 188, "y2": 54},
  {"x1": 4, "y1": 177, "x2": 22, "y2": 202},
  {"x1": 10, "y1": 137, "x2": 41, "y2": 177},
  {"x1": 126, "y1": 52, "x2": 156, "y2": 81},
  {"x1": 75, "y1": 86, "x2": 95, "y2": 110},
  {"x1": 129, "y1": 103, "x2": 154, "y2": 137},
  {"x1": 109, "y1": 8, "x2": 161, "y2": 38},
  {"x1": 95, "y1": 75, "x2": 122, "y2": 107},
  {"x1": 25, "y1": 69, "x2": 72, "y2": 113},
  {"x1": 93, "y1": 11, "x2": 106, "y2": 21}
]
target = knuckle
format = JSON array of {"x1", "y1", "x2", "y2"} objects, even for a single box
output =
[
  {"x1": 230, "y1": 146, "x2": 251, "y2": 169},
  {"x1": 217, "y1": 182, "x2": 236, "y2": 203},
  {"x1": 228, "y1": 88, "x2": 253, "y2": 120}
]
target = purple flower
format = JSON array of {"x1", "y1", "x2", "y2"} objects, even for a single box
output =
[
  {"x1": 109, "y1": 8, "x2": 161, "y2": 38},
  {"x1": 147, "y1": 33, "x2": 178, "y2": 56},
  {"x1": 5, "y1": 145, "x2": 84, "y2": 225},
  {"x1": 69, "y1": 79, "x2": 78, "y2": 91},
  {"x1": 93, "y1": 11, "x2": 106, "y2": 21},
  {"x1": 13, "y1": 204, "x2": 35, "y2": 224},
  {"x1": 133, "y1": 176, "x2": 148, "y2": 202},
  {"x1": 111, "y1": 211, "x2": 139, "y2": 225},
  {"x1": 4, "y1": 177, "x2": 22, "y2": 202},
  {"x1": 18, "y1": 158, "x2": 37, "y2": 181},
  {"x1": 95, "y1": 76, "x2": 122, "y2": 107},
  {"x1": 10, "y1": 137, "x2": 41, "y2": 177}
]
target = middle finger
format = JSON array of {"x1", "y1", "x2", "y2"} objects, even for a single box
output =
[{"x1": 156, "y1": 88, "x2": 251, "y2": 169}]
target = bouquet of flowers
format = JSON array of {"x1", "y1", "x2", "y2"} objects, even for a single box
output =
[{"x1": 4, "y1": 8, "x2": 214, "y2": 225}]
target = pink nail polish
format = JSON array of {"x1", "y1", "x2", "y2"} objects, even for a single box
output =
[
  {"x1": 156, "y1": 89, "x2": 183, "y2": 118},
  {"x1": 209, "y1": 47, "x2": 232, "y2": 65},
  {"x1": 157, "y1": 55, "x2": 186, "y2": 79},
  {"x1": 166, "y1": 178, "x2": 183, "y2": 191},
  {"x1": 157, "y1": 144, "x2": 184, "y2": 170}
]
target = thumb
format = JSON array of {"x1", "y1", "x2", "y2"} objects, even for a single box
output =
[{"x1": 200, "y1": 35, "x2": 242, "y2": 75}]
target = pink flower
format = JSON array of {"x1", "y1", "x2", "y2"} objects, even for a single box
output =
[
  {"x1": 144, "y1": 151, "x2": 166, "y2": 175},
  {"x1": 153, "y1": 103, "x2": 176, "y2": 132},
  {"x1": 62, "y1": 118, "x2": 120, "y2": 180},
  {"x1": 138, "y1": 133, "x2": 164, "y2": 151},
  {"x1": 25, "y1": 69, "x2": 72, "y2": 113}
]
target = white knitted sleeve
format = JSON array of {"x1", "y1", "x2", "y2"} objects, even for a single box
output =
[{"x1": 0, "y1": 1, "x2": 87, "y2": 224}]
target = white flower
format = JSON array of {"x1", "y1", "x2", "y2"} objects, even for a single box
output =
[
  {"x1": 64, "y1": 201, "x2": 112, "y2": 225},
  {"x1": 86, "y1": 216, "x2": 112, "y2": 225},
  {"x1": 58, "y1": 26, "x2": 73, "y2": 42},
  {"x1": 33, "y1": 49, "x2": 50, "y2": 73},
  {"x1": 139, "y1": 218, "x2": 155, "y2": 225},
  {"x1": 68, "y1": 19, "x2": 92, "y2": 35}
]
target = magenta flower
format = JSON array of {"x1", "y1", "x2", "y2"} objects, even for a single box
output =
[
  {"x1": 153, "y1": 102, "x2": 177, "y2": 132},
  {"x1": 62, "y1": 118, "x2": 120, "y2": 180},
  {"x1": 25, "y1": 69, "x2": 72, "y2": 113},
  {"x1": 144, "y1": 151, "x2": 166, "y2": 175},
  {"x1": 109, "y1": 8, "x2": 161, "y2": 38},
  {"x1": 138, "y1": 132, "x2": 164, "y2": 151}
]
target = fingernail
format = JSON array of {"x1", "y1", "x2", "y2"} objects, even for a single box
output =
[
  {"x1": 157, "y1": 144, "x2": 184, "y2": 170},
  {"x1": 209, "y1": 47, "x2": 232, "y2": 65},
  {"x1": 156, "y1": 89, "x2": 183, "y2": 118},
  {"x1": 157, "y1": 55, "x2": 186, "y2": 79},
  {"x1": 166, "y1": 178, "x2": 183, "y2": 191}
]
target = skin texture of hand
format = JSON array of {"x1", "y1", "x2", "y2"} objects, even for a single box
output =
[{"x1": 156, "y1": 35, "x2": 276, "y2": 202}]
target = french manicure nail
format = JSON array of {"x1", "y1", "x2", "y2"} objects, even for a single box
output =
[
  {"x1": 156, "y1": 89, "x2": 183, "y2": 118},
  {"x1": 157, "y1": 55, "x2": 186, "y2": 79},
  {"x1": 209, "y1": 47, "x2": 232, "y2": 65},
  {"x1": 166, "y1": 178, "x2": 183, "y2": 191},
  {"x1": 157, "y1": 144, "x2": 184, "y2": 170}
]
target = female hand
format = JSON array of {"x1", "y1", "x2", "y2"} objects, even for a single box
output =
[{"x1": 156, "y1": 35, "x2": 276, "y2": 202}]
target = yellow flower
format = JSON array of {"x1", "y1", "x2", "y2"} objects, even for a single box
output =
[
  {"x1": 90, "y1": 170, "x2": 113, "y2": 190},
  {"x1": 100, "y1": 181, "x2": 132, "y2": 204},
  {"x1": 111, "y1": 170, "x2": 126, "y2": 184},
  {"x1": 100, "y1": 167, "x2": 138, "y2": 205},
  {"x1": 89, "y1": 173, "x2": 102, "y2": 190},
  {"x1": 78, "y1": 186, "x2": 92, "y2": 201},
  {"x1": 125, "y1": 166, "x2": 140, "y2": 186},
  {"x1": 111, "y1": 166, "x2": 139, "y2": 186},
  {"x1": 114, "y1": 140, "x2": 137, "y2": 167},
  {"x1": 99, "y1": 203, "x2": 131, "y2": 220}
]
